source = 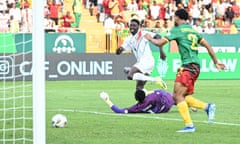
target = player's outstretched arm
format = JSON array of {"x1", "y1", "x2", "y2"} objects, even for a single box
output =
[
  {"x1": 153, "y1": 34, "x2": 161, "y2": 39},
  {"x1": 144, "y1": 34, "x2": 167, "y2": 47},
  {"x1": 100, "y1": 92, "x2": 113, "y2": 107},
  {"x1": 200, "y1": 39, "x2": 226, "y2": 70},
  {"x1": 100, "y1": 92, "x2": 127, "y2": 113},
  {"x1": 111, "y1": 105, "x2": 127, "y2": 113},
  {"x1": 152, "y1": 34, "x2": 166, "y2": 60},
  {"x1": 145, "y1": 34, "x2": 168, "y2": 60},
  {"x1": 159, "y1": 46, "x2": 166, "y2": 60}
]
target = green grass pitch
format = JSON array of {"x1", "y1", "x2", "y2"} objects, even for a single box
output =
[
  {"x1": 0, "y1": 80, "x2": 239, "y2": 143},
  {"x1": 46, "y1": 80, "x2": 240, "y2": 144}
]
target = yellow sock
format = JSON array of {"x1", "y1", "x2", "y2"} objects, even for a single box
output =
[
  {"x1": 185, "y1": 95, "x2": 207, "y2": 110},
  {"x1": 177, "y1": 101, "x2": 193, "y2": 126}
]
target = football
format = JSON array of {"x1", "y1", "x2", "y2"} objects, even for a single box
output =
[{"x1": 51, "y1": 114, "x2": 67, "y2": 128}]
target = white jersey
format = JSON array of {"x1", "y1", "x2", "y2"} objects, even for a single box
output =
[{"x1": 121, "y1": 30, "x2": 156, "y2": 74}]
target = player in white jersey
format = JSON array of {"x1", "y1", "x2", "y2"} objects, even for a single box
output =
[{"x1": 116, "y1": 17, "x2": 167, "y2": 90}]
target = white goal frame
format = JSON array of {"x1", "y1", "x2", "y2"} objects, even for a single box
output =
[{"x1": 32, "y1": 0, "x2": 46, "y2": 144}]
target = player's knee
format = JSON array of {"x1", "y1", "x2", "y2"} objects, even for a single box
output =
[
  {"x1": 173, "y1": 94, "x2": 186, "y2": 104},
  {"x1": 127, "y1": 75, "x2": 132, "y2": 80},
  {"x1": 127, "y1": 73, "x2": 133, "y2": 80}
]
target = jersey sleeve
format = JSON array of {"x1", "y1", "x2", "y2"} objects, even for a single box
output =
[
  {"x1": 196, "y1": 32, "x2": 204, "y2": 43},
  {"x1": 143, "y1": 31, "x2": 157, "y2": 37},
  {"x1": 111, "y1": 105, "x2": 127, "y2": 113},
  {"x1": 121, "y1": 36, "x2": 132, "y2": 51},
  {"x1": 164, "y1": 27, "x2": 180, "y2": 41}
]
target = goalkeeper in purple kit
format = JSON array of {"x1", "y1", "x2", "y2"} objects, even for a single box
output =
[{"x1": 100, "y1": 89, "x2": 174, "y2": 114}]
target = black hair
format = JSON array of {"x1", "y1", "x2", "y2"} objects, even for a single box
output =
[
  {"x1": 175, "y1": 9, "x2": 189, "y2": 20},
  {"x1": 130, "y1": 19, "x2": 140, "y2": 26},
  {"x1": 135, "y1": 89, "x2": 146, "y2": 103}
]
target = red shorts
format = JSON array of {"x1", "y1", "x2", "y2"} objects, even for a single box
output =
[{"x1": 175, "y1": 63, "x2": 200, "y2": 94}]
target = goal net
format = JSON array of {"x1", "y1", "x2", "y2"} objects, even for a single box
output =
[
  {"x1": 0, "y1": 1, "x2": 45, "y2": 144},
  {"x1": 0, "y1": 33, "x2": 33, "y2": 143}
]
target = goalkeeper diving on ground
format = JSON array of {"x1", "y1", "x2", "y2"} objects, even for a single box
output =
[
  {"x1": 100, "y1": 89, "x2": 216, "y2": 117},
  {"x1": 100, "y1": 89, "x2": 174, "y2": 113}
]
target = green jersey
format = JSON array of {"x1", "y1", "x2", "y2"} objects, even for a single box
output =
[{"x1": 165, "y1": 24, "x2": 203, "y2": 65}]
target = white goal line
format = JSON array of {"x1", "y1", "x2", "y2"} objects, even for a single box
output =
[{"x1": 49, "y1": 109, "x2": 240, "y2": 127}]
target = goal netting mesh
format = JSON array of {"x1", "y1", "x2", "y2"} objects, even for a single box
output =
[
  {"x1": 0, "y1": 1, "x2": 45, "y2": 143},
  {"x1": 0, "y1": 33, "x2": 33, "y2": 143},
  {"x1": 1, "y1": 0, "x2": 45, "y2": 143}
]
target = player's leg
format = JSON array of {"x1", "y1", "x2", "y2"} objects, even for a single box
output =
[
  {"x1": 123, "y1": 66, "x2": 131, "y2": 74},
  {"x1": 184, "y1": 67, "x2": 207, "y2": 111},
  {"x1": 205, "y1": 103, "x2": 216, "y2": 124},
  {"x1": 184, "y1": 63, "x2": 216, "y2": 123},
  {"x1": 185, "y1": 95, "x2": 216, "y2": 124},
  {"x1": 129, "y1": 70, "x2": 167, "y2": 90},
  {"x1": 185, "y1": 95, "x2": 207, "y2": 110},
  {"x1": 126, "y1": 67, "x2": 146, "y2": 90},
  {"x1": 127, "y1": 66, "x2": 140, "y2": 80},
  {"x1": 137, "y1": 60, "x2": 167, "y2": 89},
  {"x1": 175, "y1": 67, "x2": 196, "y2": 132},
  {"x1": 129, "y1": 65, "x2": 167, "y2": 89},
  {"x1": 136, "y1": 80, "x2": 146, "y2": 90},
  {"x1": 132, "y1": 73, "x2": 167, "y2": 89},
  {"x1": 174, "y1": 82, "x2": 195, "y2": 132}
]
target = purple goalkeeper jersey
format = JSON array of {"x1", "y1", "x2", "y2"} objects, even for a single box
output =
[{"x1": 126, "y1": 90, "x2": 174, "y2": 113}]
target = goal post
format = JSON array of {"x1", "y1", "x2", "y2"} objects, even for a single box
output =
[
  {"x1": 32, "y1": 0, "x2": 46, "y2": 144},
  {"x1": 0, "y1": 1, "x2": 46, "y2": 143}
]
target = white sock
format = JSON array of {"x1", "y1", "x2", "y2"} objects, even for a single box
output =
[{"x1": 132, "y1": 73, "x2": 155, "y2": 82}]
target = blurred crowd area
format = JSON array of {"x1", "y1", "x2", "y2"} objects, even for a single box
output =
[
  {"x1": 1, "y1": 0, "x2": 240, "y2": 34},
  {"x1": 92, "y1": 0, "x2": 240, "y2": 34},
  {"x1": 0, "y1": 0, "x2": 32, "y2": 33},
  {"x1": 0, "y1": 0, "x2": 80, "y2": 33}
]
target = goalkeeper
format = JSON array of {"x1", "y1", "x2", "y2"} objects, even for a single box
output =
[{"x1": 100, "y1": 89, "x2": 174, "y2": 113}]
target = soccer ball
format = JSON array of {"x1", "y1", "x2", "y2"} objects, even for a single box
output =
[{"x1": 51, "y1": 114, "x2": 67, "y2": 128}]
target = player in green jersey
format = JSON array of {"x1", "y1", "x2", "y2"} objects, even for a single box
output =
[{"x1": 144, "y1": 9, "x2": 226, "y2": 132}]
